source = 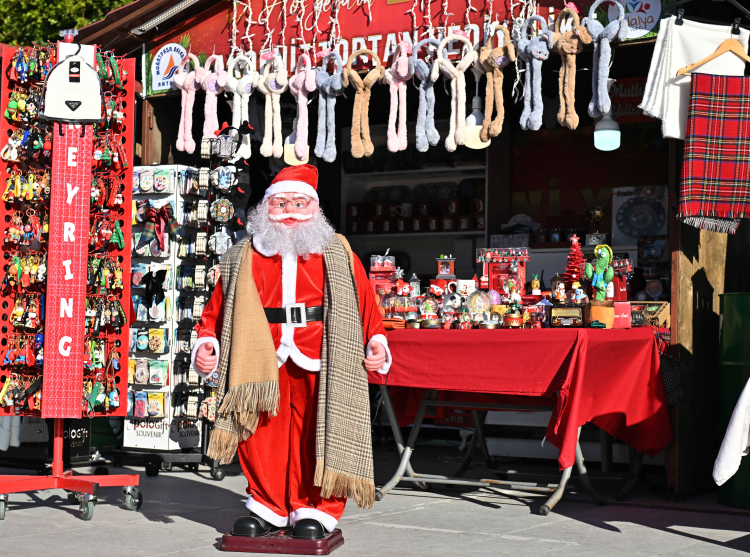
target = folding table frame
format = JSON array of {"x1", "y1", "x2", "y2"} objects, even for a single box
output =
[{"x1": 376, "y1": 386, "x2": 606, "y2": 515}]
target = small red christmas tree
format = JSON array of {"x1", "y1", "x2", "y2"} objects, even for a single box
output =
[{"x1": 562, "y1": 235, "x2": 585, "y2": 288}]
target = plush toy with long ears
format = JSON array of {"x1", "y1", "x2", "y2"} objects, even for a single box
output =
[
  {"x1": 478, "y1": 24, "x2": 516, "y2": 142},
  {"x1": 257, "y1": 54, "x2": 289, "y2": 158},
  {"x1": 288, "y1": 53, "x2": 317, "y2": 161},
  {"x1": 201, "y1": 55, "x2": 228, "y2": 139},
  {"x1": 409, "y1": 38, "x2": 443, "y2": 152},
  {"x1": 517, "y1": 15, "x2": 554, "y2": 131},
  {"x1": 314, "y1": 50, "x2": 345, "y2": 163},
  {"x1": 432, "y1": 33, "x2": 478, "y2": 152},
  {"x1": 226, "y1": 51, "x2": 259, "y2": 160},
  {"x1": 553, "y1": 8, "x2": 593, "y2": 130},
  {"x1": 582, "y1": 0, "x2": 628, "y2": 118},
  {"x1": 383, "y1": 42, "x2": 413, "y2": 153},
  {"x1": 342, "y1": 49, "x2": 385, "y2": 158},
  {"x1": 173, "y1": 53, "x2": 202, "y2": 154}
]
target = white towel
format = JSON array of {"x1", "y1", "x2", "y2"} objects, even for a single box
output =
[
  {"x1": 640, "y1": 16, "x2": 750, "y2": 140},
  {"x1": 715, "y1": 376, "x2": 750, "y2": 486}
]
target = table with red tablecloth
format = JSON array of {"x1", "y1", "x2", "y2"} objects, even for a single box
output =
[{"x1": 367, "y1": 327, "x2": 673, "y2": 471}]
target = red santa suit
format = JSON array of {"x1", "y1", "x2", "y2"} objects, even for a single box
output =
[{"x1": 192, "y1": 221, "x2": 389, "y2": 532}]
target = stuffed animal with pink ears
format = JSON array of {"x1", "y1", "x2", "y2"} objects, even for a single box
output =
[
  {"x1": 383, "y1": 42, "x2": 414, "y2": 153},
  {"x1": 257, "y1": 54, "x2": 289, "y2": 158},
  {"x1": 288, "y1": 53, "x2": 317, "y2": 161},
  {"x1": 226, "y1": 52, "x2": 259, "y2": 161},
  {"x1": 173, "y1": 53, "x2": 201, "y2": 154},
  {"x1": 432, "y1": 34, "x2": 478, "y2": 152},
  {"x1": 201, "y1": 55, "x2": 228, "y2": 139}
]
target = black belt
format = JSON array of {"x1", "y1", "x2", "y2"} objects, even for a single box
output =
[{"x1": 264, "y1": 305, "x2": 323, "y2": 326}]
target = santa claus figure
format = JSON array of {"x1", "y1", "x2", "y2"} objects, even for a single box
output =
[{"x1": 192, "y1": 164, "x2": 390, "y2": 540}]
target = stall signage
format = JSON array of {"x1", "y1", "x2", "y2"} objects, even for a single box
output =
[
  {"x1": 151, "y1": 43, "x2": 187, "y2": 92},
  {"x1": 610, "y1": 0, "x2": 660, "y2": 40},
  {"x1": 42, "y1": 123, "x2": 92, "y2": 418}
]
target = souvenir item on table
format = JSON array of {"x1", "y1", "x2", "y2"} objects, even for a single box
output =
[
  {"x1": 201, "y1": 55, "x2": 227, "y2": 140},
  {"x1": 531, "y1": 274, "x2": 541, "y2": 295},
  {"x1": 225, "y1": 52, "x2": 258, "y2": 160},
  {"x1": 258, "y1": 54, "x2": 289, "y2": 158},
  {"x1": 467, "y1": 290, "x2": 492, "y2": 314},
  {"x1": 409, "y1": 38, "x2": 442, "y2": 152},
  {"x1": 419, "y1": 296, "x2": 440, "y2": 320},
  {"x1": 502, "y1": 307, "x2": 524, "y2": 328},
  {"x1": 429, "y1": 278, "x2": 454, "y2": 300},
  {"x1": 479, "y1": 24, "x2": 515, "y2": 141},
  {"x1": 567, "y1": 281, "x2": 589, "y2": 305},
  {"x1": 369, "y1": 253, "x2": 397, "y2": 296},
  {"x1": 562, "y1": 235, "x2": 586, "y2": 289},
  {"x1": 477, "y1": 248, "x2": 530, "y2": 295},
  {"x1": 529, "y1": 309, "x2": 546, "y2": 328},
  {"x1": 442, "y1": 292, "x2": 465, "y2": 316},
  {"x1": 582, "y1": 0, "x2": 628, "y2": 118},
  {"x1": 436, "y1": 255, "x2": 456, "y2": 280},
  {"x1": 488, "y1": 290, "x2": 502, "y2": 305},
  {"x1": 517, "y1": 16, "x2": 555, "y2": 131},
  {"x1": 288, "y1": 53, "x2": 317, "y2": 161},
  {"x1": 584, "y1": 244, "x2": 615, "y2": 301},
  {"x1": 383, "y1": 42, "x2": 413, "y2": 153},
  {"x1": 342, "y1": 49, "x2": 384, "y2": 158},
  {"x1": 432, "y1": 33, "x2": 477, "y2": 151},
  {"x1": 314, "y1": 50, "x2": 345, "y2": 163},
  {"x1": 553, "y1": 8, "x2": 593, "y2": 130},
  {"x1": 173, "y1": 53, "x2": 202, "y2": 154},
  {"x1": 508, "y1": 285, "x2": 523, "y2": 307},
  {"x1": 408, "y1": 273, "x2": 421, "y2": 297}
]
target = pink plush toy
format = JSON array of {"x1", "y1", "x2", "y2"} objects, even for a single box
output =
[
  {"x1": 201, "y1": 55, "x2": 228, "y2": 139},
  {"x1": 288, "y1": 53, "x2": 317, "y2": 161},
  {"x1": 383, "y1": 42, "x2": 413, "y2": 153},
  {"x1": 173, "y1": 53, "x2": 202, "y2": 154}
]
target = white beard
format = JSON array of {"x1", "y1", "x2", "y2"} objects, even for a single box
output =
[{"x1": 246, "y1": 198, "x2": 335, "y2": 259}]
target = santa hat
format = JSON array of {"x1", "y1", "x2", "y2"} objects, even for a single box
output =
[{"x1": 263, "y1": 164, "x2": 319, "y2": 201}]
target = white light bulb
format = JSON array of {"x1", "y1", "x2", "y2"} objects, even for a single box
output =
[
  {"x1": 594, "y1": 79, "x2": 620, "y2": 152},
  {"x1": 464, "y1": 67, "x2": 491, "y2": 150}
]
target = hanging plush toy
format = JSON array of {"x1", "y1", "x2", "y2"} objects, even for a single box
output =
[
  {"x1": 173, "y1": 53, "x2": 201, "y2": 154},
  {"x1": 289, "y1": 53, "x2": 317, "y2": 161},
  {"x1": 553, "y1": 8, "x2": 593, "y2": 130},
  {"x1": 432, "y1": 34, "x2": 478, "y2": 152},
  {"x1": 409, "y1": 38, "x2": 443, "y2": 152},
  {"x1": 226, "y1": 52, "x2": 259, "y2": 160},
  {"x1": 582, "y1": 0, "x2": 628, "y2": 118},
  {"x1": 314, "y1": 50, "x2": 345, "y2": 163},
  {"x1": 201, "y1": 55, "x2": 228, "y2": 139},
  {"x1": 257, "y1": 54, "x2": 289, "y2": 158},
  {"x1": 478, "y1": 24, "x2": 515, "y2": 142},
  {"x1": 517, "y1": 15, "x2": 554, "y2": 131},
  {"x1": 383, "y1": 42, "x2": 413, "y2": 153},
  {"x1": 342, "y1": 49, "x2": 384, "y2": 158}
]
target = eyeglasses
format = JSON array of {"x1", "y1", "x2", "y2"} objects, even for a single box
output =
[{"x1": 268, "y1": 195, "x2": 314, "y2": 209}]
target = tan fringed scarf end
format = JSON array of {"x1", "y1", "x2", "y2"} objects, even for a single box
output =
[
  {"x1": 207, "y1": 427, "x2": 240, "y2": 465},
  {"x1": 315, "y1": 463, "x2": 376, "y2": 509},
  {"x1": 220, "y1": 381, "x2": 280, "y2": 418}
]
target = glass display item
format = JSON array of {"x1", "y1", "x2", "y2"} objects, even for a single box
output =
[
  {"x1": 566, "y1": 282, "x2": 589, "y2": 306},
  {"x1": 442, "y1": 292, "x2": 465, "y2": 314},
  {"x1": 488, "y1": 290, "x2": 502, "y2": 305},
  {"x1": 490, "y1": 311, "x2": 503, "y2": 324},
  {"x1": 419, "y1": 296, "x2": 441, "y2": 319},
  {"x1": 467, "y1": 290, "x2": 492, "y2": 313},
  {"x1": 501, "y1": 275, "x2": 522, "y2": 297},
  {"x1": 406, "y1": 311, "x2": 419, "y2": 321}
]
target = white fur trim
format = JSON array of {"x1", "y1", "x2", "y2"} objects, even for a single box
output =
[
  {"x1": 289, "y1": 343, "x2": 321, "y2": 371},
  {"x1": 246, "y1": 496, "x2": 289, "y2": 528},
  {"x1": 367, "y1": 334, "x2": 391, "y2": 374},
  {"x1": 290, "y1": 507, "x2": 339, "y2": 532},
  {"x1": 263, "y1": 180, "x2": 318, "y2": 201},
  {"x1": 191, "y1": 337, "x2": 220, "y2": 377},
  {"x1": 253, "y1": 237, "x2": 276, "y2": 257}
]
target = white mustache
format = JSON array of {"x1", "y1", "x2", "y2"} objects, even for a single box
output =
[{"x1": 269, "y1": 213, "x2": 313, "y2": 221}]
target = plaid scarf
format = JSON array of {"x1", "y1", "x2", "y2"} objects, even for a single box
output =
[
  {"x1": 137, "y1": 205, "x2": 180, "y2": 250},
  {"x1": 207, "y1": 234, "x2": 375, "y2": 509},
  {"x1": 678, "y1": 73, "x2": 750, "y2": 234}
]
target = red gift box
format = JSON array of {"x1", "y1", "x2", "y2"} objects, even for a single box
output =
[{"x1": 613, "y1": 302, "x2": 632, "y2": 329}]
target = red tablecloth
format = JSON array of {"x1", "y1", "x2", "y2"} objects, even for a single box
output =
[{"x1": 367, "y1": 328, "x2": 673, "y2": 470}]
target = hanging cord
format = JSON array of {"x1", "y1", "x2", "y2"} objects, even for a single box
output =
[
  {"x1": 421, "y1": 0, "x2": 434, "y2": 38},
  {"x1": 279, "y1": 0, "x2": 289, "y2": 48},
  {"x1": 406, "y1": 0, "x2": 420, "y2": 43},
  {"x1": 312, "y1": 0, "x2": 323, "y2": 45},
  {"x1": 464, "y1": 0, "x2": 477, "y2": 29},
  {"x1": 510, "y1": 0, "x2": 538, "y2": 102},
  {"x1": 441, "y1": 0, "x2": 453, "y2": 37},
  {"x1": 259, "y1": 0, "x2": 274, "y2": 51},
  {"x1": 291, "y1": 0, "x2": 307, "y2": 44},
  {"x1": 241, "y1": 0, "x2": 255, "y2": 50}
]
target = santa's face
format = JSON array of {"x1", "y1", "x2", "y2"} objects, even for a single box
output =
[{"x1": 268, "y1": 193, "x2": 318, "y2": 228}]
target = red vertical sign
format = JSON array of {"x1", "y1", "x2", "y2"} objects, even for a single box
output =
[{"x1": 42, "y1": 124, "x2": 93, "y2": 418}]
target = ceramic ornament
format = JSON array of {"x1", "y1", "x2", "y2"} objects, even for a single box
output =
[
  {"x1": 257, "y1": 54, "x2": 289, "y2": 158},
  {"x1": 289, "y1": 53, "x2": 317, "y2": 161},
  {"x1": 314, "y1": 50, "x2": 345, "y2": 163},
  {"x1": 517, "y1": 15, "x2": 554, "y2": 131},
  {"x1": 383, "y1": 42, "x2": 414, "y2": 153},
  {"x1": 200, "y1": 55, "x2": 228, "y2": 139},
  {"x1": 478, "y1": 24, "x2": 515, "y2": 141},
  {"x1": 432, "y1": 33, "x2": 478, "y2": 152},
  {"x1": 226, "y1": 52, "x2": 259, "y2": 160},
  {"x1": 342, "y1": 49, "x2": 385, "y2": 158},
  {"x1": 173, "y1": 53, "x2": 202, "y2": 154},
  {"x1": 582, "y1": 0, "x2": 628, "y2": 118},
  {"x1": 409, "y1": 38, "x2": 443, "y2": 152}
]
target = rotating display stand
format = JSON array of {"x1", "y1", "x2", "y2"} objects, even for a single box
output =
[{"x1": 0, "y1": 39, "x2": 140, "y2": 521}]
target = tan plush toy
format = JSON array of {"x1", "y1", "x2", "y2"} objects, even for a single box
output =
[
  {"x1": 553, "y1": 8, "x2": 593, "y2": 130},
  {"x1": 342, "y1": 49, "x2": 385, "y2": 158},
  {"x1": 478, "y1": 24, "x2": 516, "y2": 142}
]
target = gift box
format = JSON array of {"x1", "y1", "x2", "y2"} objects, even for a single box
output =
[
  {"x1": 585, "y1": 300, "x2": 615, "y2": 328},
  {"x1": 613, "y1": 301, "x2": 632, "y2": 329},
  {"x1": 410, "y1": 217, "x2": 424, "y2": 232},
  {"x1": 457, "y1": 215, "x2": 471, "y2": 231},
  {"x1": 346, "y1": 202, "x2": 364, "y2": 219},
  {"x1": 440, "y1": 216, "x2": 456, "y2": 232},
  {"x1": 630, "y1": 301, "x2": 670, "y2": 329},
  {"x1": 425, "y1": 216, "x2": 439, "y2": 232}
]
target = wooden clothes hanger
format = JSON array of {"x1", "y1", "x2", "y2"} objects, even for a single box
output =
[{"x1": 676, "y1": 33, "x2": 750, "y2": 75}]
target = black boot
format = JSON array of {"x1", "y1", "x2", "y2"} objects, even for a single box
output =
[
  {"x1": 232, "y1": 513, "x2": 275, "y2": 537},
  {"x1": 291, "y1": 518, "x2": 326, "y2": 539}
]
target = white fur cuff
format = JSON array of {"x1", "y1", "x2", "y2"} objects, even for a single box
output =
[
  {"x1": 191, "y1": 337, "x2": 220, "y2": 377},
  {"x1": 246, "y1": 496, "x2": 289, "y2": 528},
  {"x1": 290, "y1": 507, "x2": 339, "y2": 532}
]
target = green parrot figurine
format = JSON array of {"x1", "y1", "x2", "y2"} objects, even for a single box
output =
[{"x1": 584, "y1": 244, "x2": 614, "y2": 301}]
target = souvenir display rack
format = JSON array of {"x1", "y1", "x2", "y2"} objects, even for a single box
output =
[{"x1": 0, "y1": 41, "x2": 139, "y2": 521}]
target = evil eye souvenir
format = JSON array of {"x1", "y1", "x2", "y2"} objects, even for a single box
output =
[
  {"x1": 209, "y1": 166, "x2": 237, "y2": 192},
  {"x1": 208, "y1": 231, "x2": 232, "y2": 255},
  {"x1": 209, "y1": 198, "x2": 234, "y2": 223}
]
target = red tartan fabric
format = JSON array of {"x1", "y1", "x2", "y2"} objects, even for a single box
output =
[{"x1": 679, "y1": 73, "x2": 750, "y2": 232}]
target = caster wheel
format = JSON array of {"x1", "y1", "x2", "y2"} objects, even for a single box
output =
[
  {"x1": 161, "y1": 462, "x2": 172, "y2": 472},
  {"x1": 95, "y1": 466, "x2": 109, "y2": 476},
  {"x1": 0, "y1": 499, "x2": 6, "y2": 520},
  {"x1": 125, "y1": 489, "x2": 143, "y2": 511},
  {"x1": 189, "y1": 463, "x2": 199, "y2": 472},
  {"x1": 375, "y1": 490, "x2": 384, "y2": 502},
  {"x1": 80, "y1": 500, "x2": 95, "y2": 521},
  {"x1": 67, "y1": 492, "x2": 79, "y2": 505},
  {"x1": 539, "y1": 505, "x2": 551, "y2": 516},
  {"x1": 210, "y1": 468, "x2": 225, "y2": 481},
  {"x1": 145, "y1": 464, "x2": 159, "y2": 477}
]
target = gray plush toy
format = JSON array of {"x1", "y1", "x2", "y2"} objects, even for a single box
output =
[
  {"x1": 409, "y1": 38, "x2": 443, "y2": 152},
  {"x1": 314, "y1": 50, "x2": 345, "y2": 163},
  {"x1": 517, "y1": 15, "x2": 554, "y2": 131},
  {"x1": 582, "y1": 0, "x2": 628, "y2": 118}
]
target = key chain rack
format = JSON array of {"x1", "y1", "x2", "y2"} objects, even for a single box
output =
[{"x1": 0, "y1": 39, "x2": 139, "y2": 522}]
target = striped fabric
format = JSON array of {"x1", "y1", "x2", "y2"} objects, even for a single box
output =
[{"x1": 679, "y1": 73, "x2": 750, "y2": 233}]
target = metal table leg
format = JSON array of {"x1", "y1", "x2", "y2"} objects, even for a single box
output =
[{"x1": 616, "y1": 449, "x2": 657, "y2": 501}]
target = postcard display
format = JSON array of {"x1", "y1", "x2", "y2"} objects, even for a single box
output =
[{"x1": 0, "y1": 45, "x2": 134, "y2": 423}]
